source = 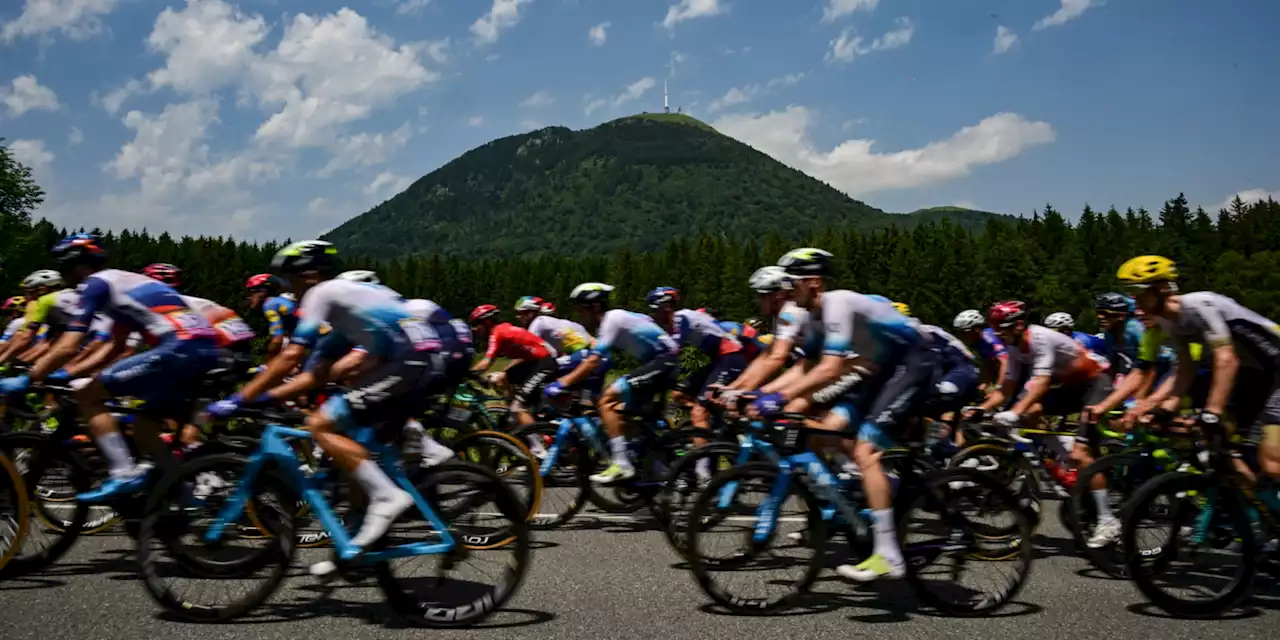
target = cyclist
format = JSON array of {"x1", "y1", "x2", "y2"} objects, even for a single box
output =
[
  {"x1": 1093, "y1": 292, "x2": 1144, "y2": 381},
  {"x1": 0, "y1": 234, "x2": 223, "y2": 502},
  {"x1": 0, "y1": 270, "x2": 65, "y2": 363},
  {"x1": 246, "y1": 273, "x2": 296, "y2": 357},
  {"x1": 545, "y1": 283, "x2": 680, "y2": 484},
  {"x1": 540, "y1": 300, "x2": 556, "y2": 316},
  {"x1": 749, "y1": 248, "x2": 929, "y2": 582},
  {"x1": 647, "y1": 286, "x2": 745, "y2": 417},
  {"x1": 952, "y1": 309, "x2": 1008, "y2": 389},
  {"x1": 1, "y1": 296, "x2": 27, "y2": 344},
  {"x1": 514, "y1": 295, "x2": 603, "y2": 401},
  {"x1": 1045, "y1": 311, "x2": 1105, "y2": 352},
  {"x1": 722, "y1": 266, "x2": 804, "y2": 395},
  {"x1": 207, "y1": 241, "x2": 470, "y2": 557},
  {"x1": 1119, "y1": 255, "x2": 1280, "y2": 514},
  {"x1": 469, "y1": 304, "x2": 558, "y2": 430}
]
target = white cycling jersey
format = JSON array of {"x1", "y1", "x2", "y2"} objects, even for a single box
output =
[
  {"x1": 293, "y1": 280, "x2": 438, "y2": 358},
  {"x1": 71, "y1": 269, "x2": 216, "y2": 343},
  {"x1": 920, "y1": 324, "x2": 977, "y2": 361},
  {"x1": 529, "y1": 315, "x2": 594, "y2": 354},
  {"x1": 774, "y1": 301, "x2": 821, "y2": 356},
  {"x1": 673, "y1": 308, "x2": 739, "y2": 355},
  {"x1": 1157, "y1": 291, "x2": 1280, "y2": 370},
  {"x1": 783, "y1": 290, "x2": 919, "y2": 361},
  {"x1": 1003, "y1": 325, "x2": 1105, "y2": 381},
  {"x1": 1, "y1": 317, "x2": 25, "y2": 341},
  {"x1": 89, "y1": 314, "x2": 143, "y2": 348},
  {"x1": 590, "y1": 309, "x2": 678, "y2": 362},
  {"x1": 405, "y1": 298, "x2": 450, "y2": 324}
]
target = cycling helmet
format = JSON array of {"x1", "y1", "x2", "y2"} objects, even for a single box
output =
[
  {"x1": 540, "y1": 300, "x2": 556, "y2": 315},
  {"x1": 777, "y1": 247, "x2": 833, "y2": 277},
  {"x1": 1044, "y1": 312, "x2": 1075, "y2": 330},
  {"x1": 23, "y1": 269, "x2": 64, "y2": 289},
  {"x1": 51, "y1": 233, "x2": 107, "y2": 266},
  {"x1": 3, "y1": 296, "x2": 26, "y2": 311},
  {"x1": 142, "y1": 263, "x2": 182, "y2": 287},
  {"x1": 515, "y1": 295, "x2": 545, "y2": 312},
  {"x1": 469, "y1": 304, "x2": 500, "y2": 325},
  {"x1": 645, "y1": 286, "x2": 680, "y2": 309},
  {"x1": 748, "y1": 266, "x2": 791, "y2": 293},
  {"x1": 336, "y1": 269, "x2": 379, "y2": 284},
  {"x1": 892, "y1": 301, "x2": 911, "y2": 317},
  {"x1": 988, "y1": 300, "x2": 1028, "y2": 328},
  {"x1": 1094, "y1": 292, "x2": 1131, "y2": 314},
  {"x1": 569, "y1": 282, "x2": 614, "y2": 304},
  {"x1": 953, "y1": 309, "x2": 985, "y2": 330},
  {"x1": 271, "y1": 240, "x2": 338, "y2": 275},
  {"x1": 245, "y1": 273, "x2": 283, "y2": 291},
  {"x1": 1117, "y1": 255, "x2": 1177, "y2": 285}
]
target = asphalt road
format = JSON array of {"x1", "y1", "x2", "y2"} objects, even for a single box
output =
[{"x1": 2, "y1": 501, "x2": 1278, "y2": 640}]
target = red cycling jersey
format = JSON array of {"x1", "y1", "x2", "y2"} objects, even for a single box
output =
[{"x1": 484, "y1": 322, "x2": 553, "y2": 360}]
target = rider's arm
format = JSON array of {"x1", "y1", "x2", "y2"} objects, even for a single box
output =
[
  {"x1": 729, "y1": 337, "x2": 794, "y2": 390},
  {"x1": 760, "y1": 357, "x2": 810, "y2": 393},
  {"x1": 472, "y1": 327, "x2": 502, "y2": 373},
  {"x1": 1203, "y1": 343, "x2": 1237, "y2": 415},
  {"x1": 559, "y1": 353, "x2": 601, "y2": 387},
  {"x1": 239, "y1": 343, "x2": 308, "y2": 400},
  {"x1": 265, "y1": 352, "x2": 334, "y2": 403},
  {"x1": 0, "y1": 327, "x2": 35, "y2": 363},
  {"x1": 30, "y1": 329, "x2": 91, "y2": 381},
  {"x1": 1089, "y1": 367, "x2": 1147, "y2": 415},
  {"x1": 1010, "y1": 375, "x2": 1050, "y2": 414}
]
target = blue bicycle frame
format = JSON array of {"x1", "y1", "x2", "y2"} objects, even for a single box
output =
[
  {"x1": 538, "y1": 413, "x2": 670, "y2": 480},
  {"x1": 202, "y1": 423, "x2": 458, "y2": 562}
]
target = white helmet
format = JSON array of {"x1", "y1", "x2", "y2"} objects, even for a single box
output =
[
  {"x1": 569, "y1": 282, "x2": 614, "y2": 303},
  {"x1": 22, "y1": 269, "x2": 64, "y2": 289},
  {"x1": 748, "y1": 266, "x2": 791, "y2": 293},
  {"x1": 336, "y1": 270, "x2": 379, "y2": 284},
  {"x1": 952, "y1": 309, "x2": 985, "y2": 331},
  {"x1": 1044, "y1": 312, "x2": 1075, "y2": 330}
]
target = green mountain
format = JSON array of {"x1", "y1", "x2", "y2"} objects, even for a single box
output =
[{"x1": 323, "y1": 114, "x2": 1014, "y2": 259}]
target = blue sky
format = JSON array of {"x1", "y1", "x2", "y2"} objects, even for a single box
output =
[{"x1": 1, "y1": 0, "x2": 1277, "y2": 242}]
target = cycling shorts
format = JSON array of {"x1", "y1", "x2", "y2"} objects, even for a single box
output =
[
  {"x1": 608, "y1": 352, "x2": 680, "y2": 410},
  {"x1": 321, "y1": 352, "x2": 456, "y2": 443},
  {"x1": 507, "y1": 356, "x2": 559, "y2": 407},
  {"x1": 98, "y1": 337, "x2": 221, "y2": 416},
  {"x1": 833, "y1": 342, "x2": 936, "y2": 450},
  {"x1": 928, "y1": 360, "x2": 981, "y2": 415}
]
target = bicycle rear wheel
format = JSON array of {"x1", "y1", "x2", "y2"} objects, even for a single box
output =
[
  {"x1": 0, "y1": 431, "x2": 91, "y2": 578},
  {"x1": 0, "y1": 452, "x2": 29, "y2": 574},
  {"x1": 449, "y1": 430, "x2": 542, "y2": 530},
  {"x1": 1071, "y1": 451, "x2": 1157, "y2": 579},
  {"x1": 376, "y1": 460, "x2": 531, "y2": 628}
]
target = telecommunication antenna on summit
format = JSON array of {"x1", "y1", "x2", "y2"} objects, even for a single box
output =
[{"x1": 663, "y1": 79, "x2": 670, "y2": 114}]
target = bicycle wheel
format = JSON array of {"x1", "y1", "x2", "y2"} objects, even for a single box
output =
[
  {"x1": 899, "y1": 467, "x2": 1034, "y2": 616},
  {"x1": 510, "y1": 421, "x2": 590, "y2": 528},
  {"x1": 657, "y1": 442, "x2": 740, "y2": 556},
  {"x1": 1121, "y1": 471, "x2": 1256, "y2": 618},
  {"x1": 136, "y1": 453, "x2": 296, "y2": 622},
  {"x1": 0, "y1": 452, "x2": 29, "y2": 574},
  {"x1": 1070, "y1": 451, "x2": 1155, "y2": 579},
  {"x1": 449, "y1": 430, "x2": 542, "y2": 529},
  {"x1": 0, "y1": 431, "x2": 92, "y2": 578},
  {"x1": 376, "y1": 460, "x2": 531, "y2": 628},
  {"x1": 948, "y1": 442, "x2": 1042, "y2": 535},
  {"x1": 685, "y1": 462, "x2": 826, "y2": 613}
]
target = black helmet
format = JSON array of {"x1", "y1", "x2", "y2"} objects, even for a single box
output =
[
  {"x1": 777, "y1": 247, "x2": 833, "y2": 277},
  {"x1": 271, "y1": 240, "x2": 339, "y2": 275},
  {"x1": 1094, "y1": 292, "x2": 1131, "y2": 314}
]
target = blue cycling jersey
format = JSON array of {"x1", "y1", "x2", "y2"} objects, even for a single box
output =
[
  {"x1": 971, "y1": 327, "x2": 1006, "y2": 362},
  {"x1": 1100, "y1": 318, "x2": 1144, "y2": 360}
]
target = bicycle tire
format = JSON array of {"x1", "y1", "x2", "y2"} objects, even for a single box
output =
[
  {"x1": 0, "y1": 431, "x2": 90, "y2": 578},
  {"x1": 377, "y1": 460, "x2": 531, "y2": 628},
  {"x1": 0, "y1": 452, "x2": 29, "y2": 574},
  {"x1": 657, "y1": 442, "x2": 741, "y2": 556},
  {"x1": 1121, "y1": 470, "x2": 1256, "y2": 618},
  {"x1": 510, "y1": 421, "x2": 591, "y2": 529},
  {"x1": 947, "y1": 442, "x2": 1043, "y2": 534},
  {"x1": 1070, "y1": 451, "x2": 1152, "y2": 578},
  {"x1": 424, "y1": 430, "x2": 541, "y2": 548}
]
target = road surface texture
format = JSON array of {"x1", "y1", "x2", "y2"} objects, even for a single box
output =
[{"x1": 2, "y1": 501, "x2": 1277, "y2": 640}]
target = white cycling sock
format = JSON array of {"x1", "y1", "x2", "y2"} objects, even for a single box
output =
[
  {"x1": 609, "y1": 436, "x2": 631, "y2": 467},
  {"x1": 421, "y1": 435, "x2": 454, "y2": 460},
  {"x1": 96, "y1": 431, "x2": 135, "y2": 477},
  {"x1": 1092, "y1": 489, "x2": 1115, "y2": 523},
  {"x1": 871, "y1": 508, "x2": 903, "y2": 564},
  {"x1": 351, "y1": 459, "x2": 402, "y2": 502}
]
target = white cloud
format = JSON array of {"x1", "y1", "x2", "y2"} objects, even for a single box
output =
[
  {"x1": 317, "y1": 122, "x2": 414, "y2": 176},
  {"x1": 993, "y1": 25, "x2": 1017, "y2": 55},
  {"x1": 470, "y1": 0, "x2": 533, "y2": 46},
  {"x1": 307, "y1": 196, "x2": 330, "y2": 215},
  {"x1": 68, "y1": 126, "x2": 83, "y2": 146},
  {"x1": 7, "y1": 139, "x2": 54, "y2": 175},
  {"x1": 588, "y1": 21, "x2": 609, "y2": 46},
  {"x1": 712, "y1": 106, "x2": 1056, "y2": 196},
  {"x1": 662, "y1": 0, "x2": 726, "y2": 30},
  {"x1": 821, "y1": 0, "x2": 878, "y2": 24},
  {"x1": 0, "y1": 75, "x2": 61, "y2": 118},
  {"x1": 584, "y1": 98, "x2": 606, "y2": 116},
  {"x1": 364, "y1": 171, "x2": 413, "y2": 197},
  {"x1": 467, "y1": 115, "x2": 484, "y2": 126},
  {"x1": 1032, "y1": 0, "x2": 1100, "y2": 31},
  {"x1": 396, "y1": 0, "x2": 431, "y2": 16},
  {"x1": 146, "y1": 0, "x2": 268, "y2": 95},
  {"x1": 106, "y1": 100, "x2": 219, "y2": 188},
  {"x1": 613, "y1": 76, "x2": 656, "y2": 108},
  {"x1": 423, "y1": 38, "x2": 450, "y2": 64},
  {"x1": 0, "y1": 0, "x2": 121, "y2": 43},
  {"x1": 519, "y1": 118, "x2": 542, "y2": 130},
  {"x1": 841, "y1": 117, "x2": 867, "y2": 131},
  {"x1": 826, "y1": 17, "x2": 913, "y2": 64},
  {"x1": 707, "y1": 72, "x2": 804, "y2": 113},
  {"x1": 96, "y1": 78, "x2": 143, "y2": 115},
  {"x1": 1217, "y1": 188, "x2": 1280, "y2": 211},
  {"x1": 519, "y1": 89, "x2": 554, "y2": 108}
]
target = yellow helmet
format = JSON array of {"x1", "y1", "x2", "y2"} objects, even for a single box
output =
[
  {"x1": 1117, "y1": 255, "x2": 1178, "y2": 285},
  {"x1": 892, "y1": 301, "x2": 911, "y2": 316}
]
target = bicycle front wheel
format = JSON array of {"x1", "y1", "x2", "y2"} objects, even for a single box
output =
[{"x1": 0, "y1": 451, "x2": 29, "y2": 574}]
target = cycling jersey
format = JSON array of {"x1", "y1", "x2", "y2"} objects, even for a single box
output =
[
  {"x1": 718, "y1": 321, "x2": 772, "y2": 360},
  {"x1": 1156, "y1": 291, "x2": 1280, "y2": 371},
  {"x1": 262, "y1": 293, "x2": 298, "y2": 338},
  {"x1": 404, "y1": 298, "x2": 450, "y2": 324},
  {"x1": 590, "y1": 310, "x2": 679, "y2": 362},
  {"x1": 775, "y1": 301, "x2": 822, "y2": 357},
  {"x1": 26, "y1": 289, "x2": 83, "y2": 340},
  {"x1": 1003, "y1": 325, "x2": 1108, "y2": 383},
  {"x1": 972, "y1": 327, "x2": 1007, "y2": 362},
  {"x1": 807, "y1": 290, "x2": 920, "y2": 360},
  {"x1": 406, "y1": 298, "x2": 473, "y2": 355},
  {"x1": 88, "y1": 315, "x2": 143, "y2": 348},
  {"x1": 672, "y1": 309, "x2": 741, "y2": 356},
  {"x1": 483, "y1": 322, "x2": 554, "y2": 361},
  {"x1": 1100, "y1": 318, "x2": 1144, "y2": 360},
  {"x1": 920, "y1": 324, "x2": 976, "y2": 362},
  {"x1": 528, "y1": 315, "x2": 593, "y2": 355},
  {"x1": 1136, "y1": 325, "x2": 1194, "y2": 367},
  {"x1": 180, "y1": 295, "x2": 255, "y2": 348},
  {"x1": 294, "y1": 280, "x2": 439, "y2": 359},
  {"x1": 1, "y1": 317, "x2": 25, "y2": 341},
  {"x1": 1070, "y1": 331, "x2": 1105, "y2": 353},
  {"x1": 71, "y1": 270, "x2": 217, "y2": 344}
]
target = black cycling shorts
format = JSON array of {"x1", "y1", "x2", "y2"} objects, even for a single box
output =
[
  {"x1": 322, "y1": 354, "x2": 451, "y2": 442},
  {"x1": 608, "y1": 352, "x2": 680, "y2": 410},
  {"x1": 507, "y1": 356, "x2": 559, "y2": 407}
]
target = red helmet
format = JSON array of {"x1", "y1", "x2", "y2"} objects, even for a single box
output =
[
  {"x1": 469, "y1": 304, "x2": 501, "y2": 325},
  {"x1": 142, "y1": 263, "x2": 182, "y2": 287},
  {"x1": 988, "y1": 300, "x2": 1028, "y2": 328},
  {"x1": 540, "y1": 301, "x2": 555, "y2": 315},
  {"x1": 245, "y1": 273, "x2": 281, "y2": 291}
]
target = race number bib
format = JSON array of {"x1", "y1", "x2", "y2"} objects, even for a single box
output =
[
  {"x1": 216, "y1": 318, "x2": 255, "y2": 342},
  {"x1": 165, "y1": 309, "x2": 215, "y2": 338},
  {"x1": 399, "y1": 318, "x2": 441, "y2": 351}
]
